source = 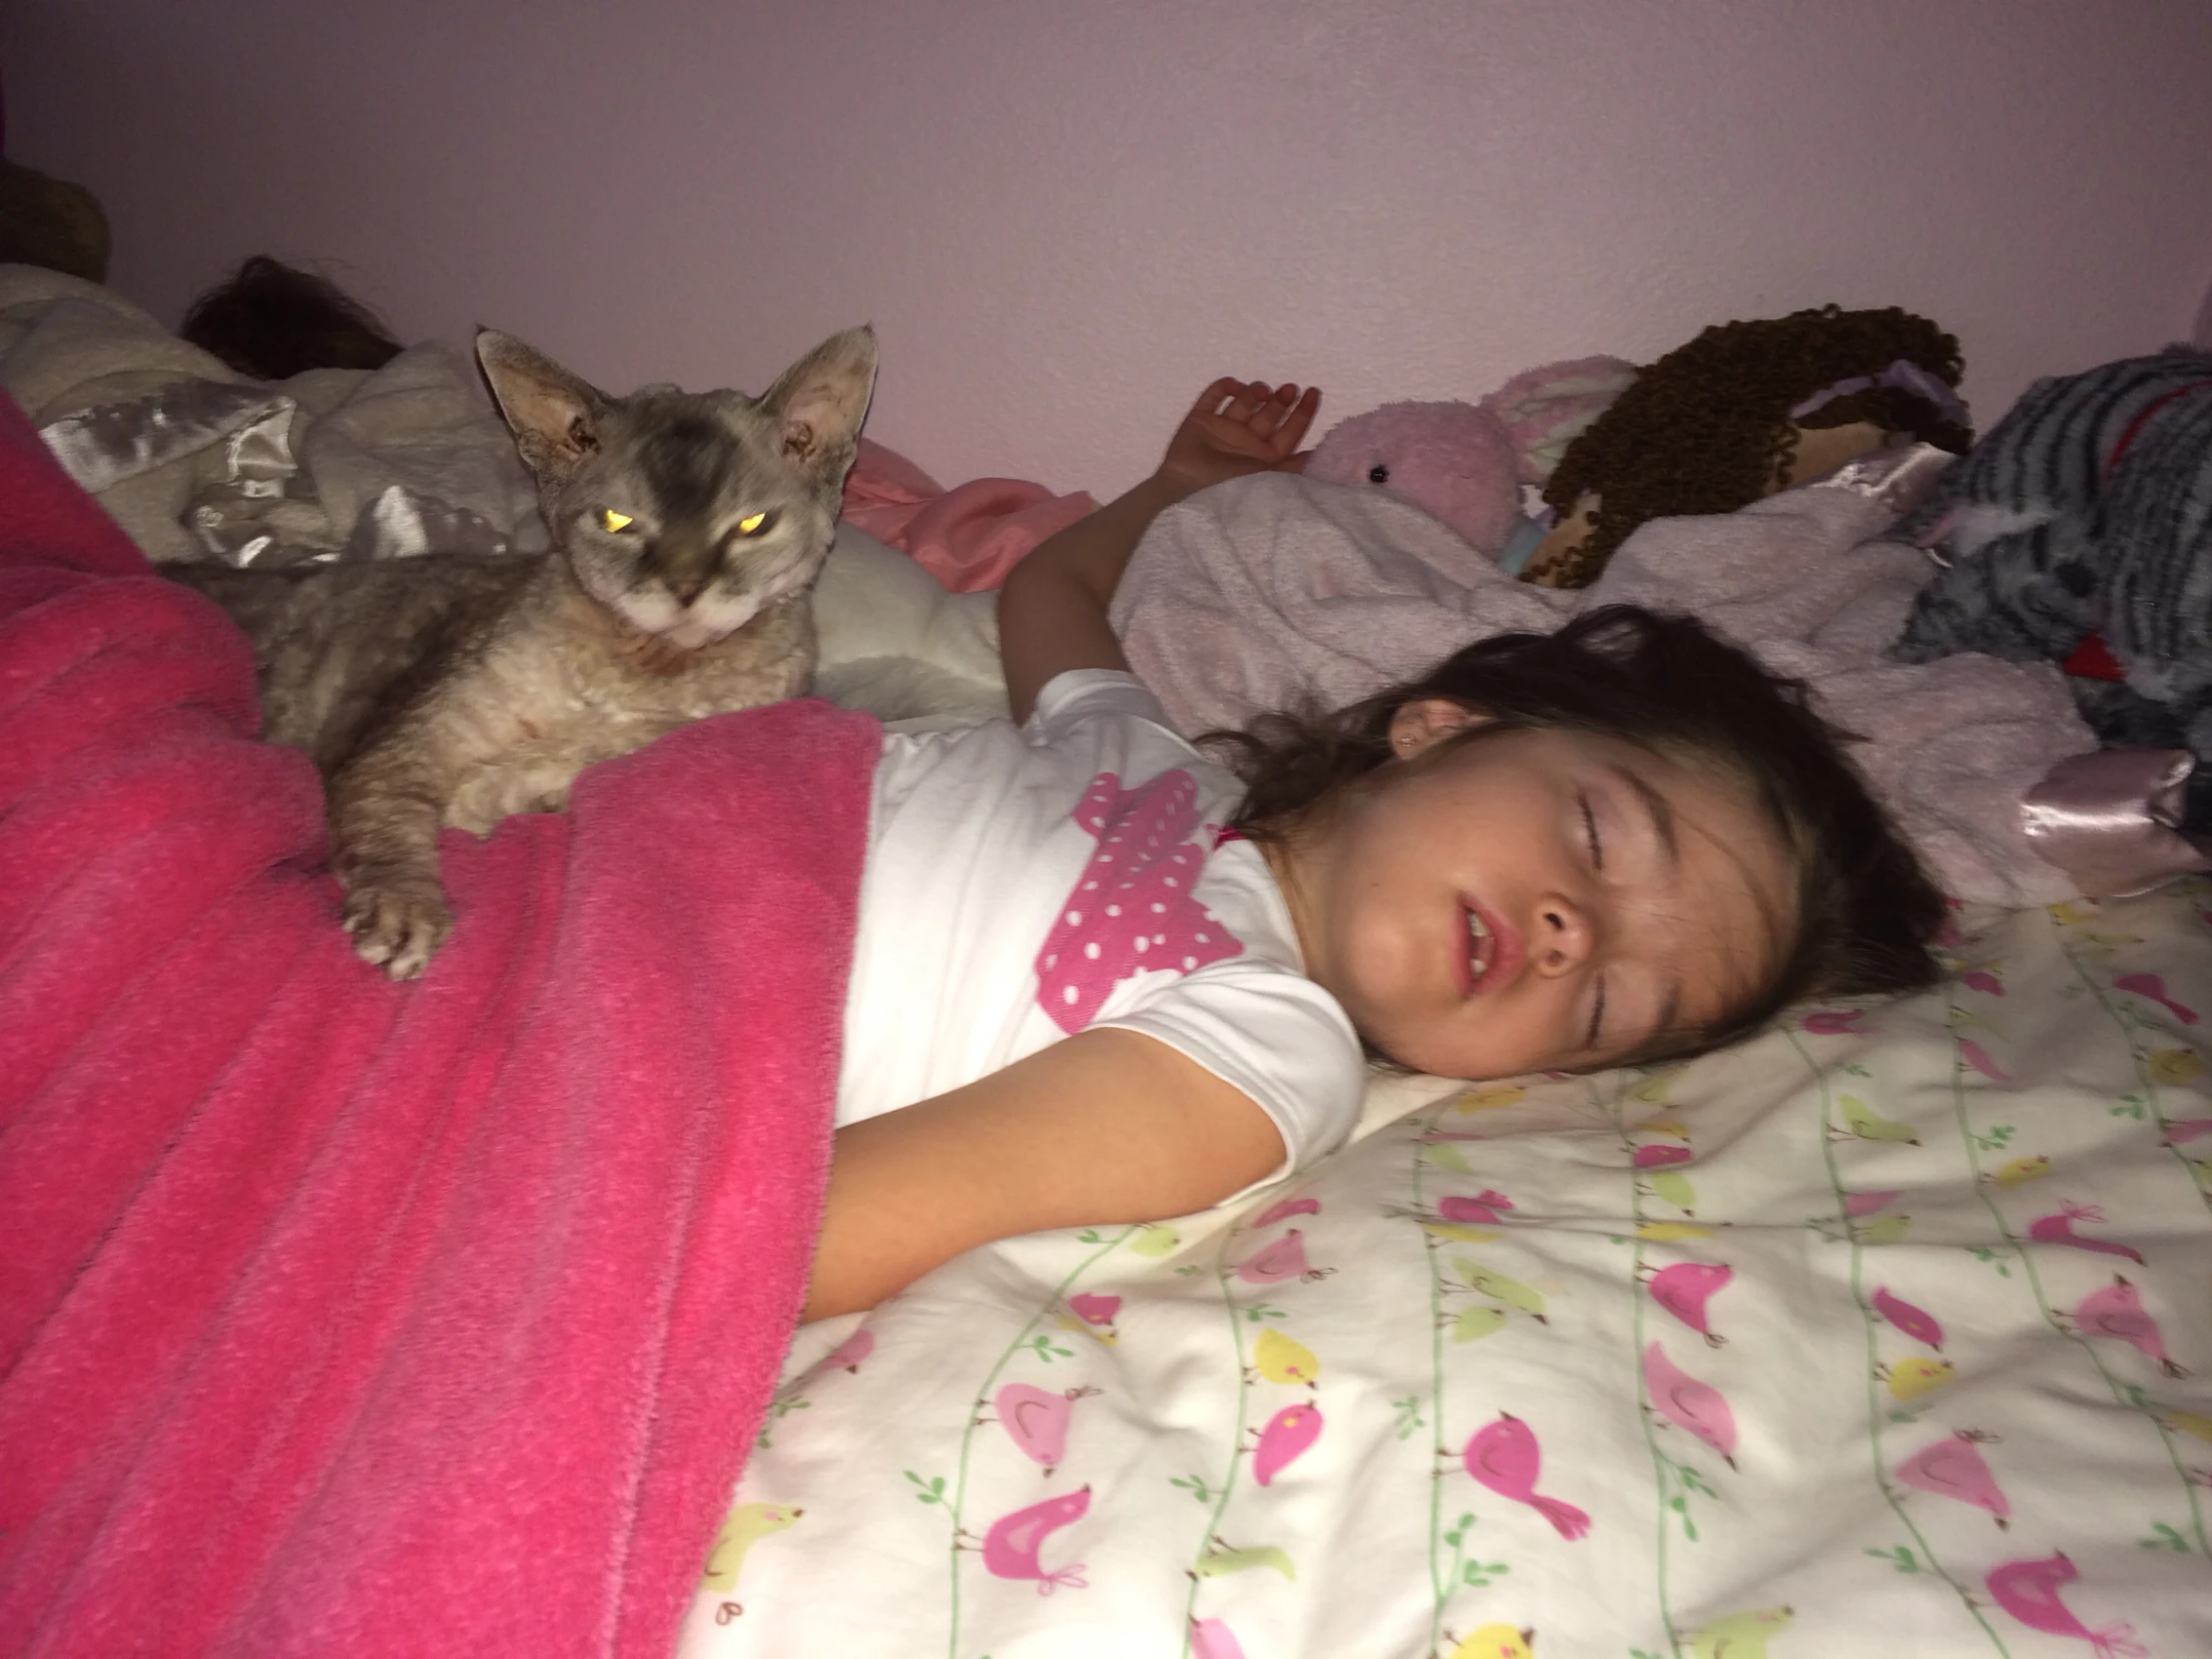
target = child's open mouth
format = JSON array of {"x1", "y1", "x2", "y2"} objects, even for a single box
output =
[
  {"x1": 1462, "y1": 899, "x2": 1519, "y2": 995},
  {"x1": 1467, "y1": 907, "x2": 1494, "y2": 984}
]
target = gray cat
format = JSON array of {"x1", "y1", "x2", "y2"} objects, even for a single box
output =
[{"x1": 173, "y1": 323, "x2": 877, "y2": 979}]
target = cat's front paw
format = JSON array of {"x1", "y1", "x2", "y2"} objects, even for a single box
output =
[{"x1": 341, "y1": 872, "x2": 455, "y2": 980}]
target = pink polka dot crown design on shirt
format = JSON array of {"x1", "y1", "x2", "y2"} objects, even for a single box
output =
[{"x1": 1034, "y1": 770, "x2": 1247, "y2": 1033}]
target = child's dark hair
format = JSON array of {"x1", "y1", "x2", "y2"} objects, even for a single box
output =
[
  {"x1": 181, "y1": 255, "x2": 403, "y2": 382},
  {"x1": 1206, "y1": 605, "x2": 1945, "y2": 1065}
]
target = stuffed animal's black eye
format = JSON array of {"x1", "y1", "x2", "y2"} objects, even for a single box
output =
[{"x1": 1368, "y1": 463, "x2": 1389, "y2": 484}]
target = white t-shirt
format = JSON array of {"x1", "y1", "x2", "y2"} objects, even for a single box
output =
[{"x1": 836, "y1": 669, "x2": 1366, "y2": 1171}]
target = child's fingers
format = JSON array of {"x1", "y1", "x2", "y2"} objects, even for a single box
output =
[
  {"x1": 1225, "y1": 382, "x2": 1302, "y2": 442},
  {"x1": 1270, "y1": 384, "x2": 1323, "y2": 454},
  {"x1": 1191, "y1": 376, "x2": 1252, "y2": 419}
]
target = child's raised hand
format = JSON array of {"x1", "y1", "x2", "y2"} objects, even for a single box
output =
[{"x1": 1154, "y1": 378, "x2": 1322, "y2": 503}]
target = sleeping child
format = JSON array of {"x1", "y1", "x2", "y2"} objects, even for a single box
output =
[{"x1": 804, "y1": 377, "x2": 1945, "y2": 1318}]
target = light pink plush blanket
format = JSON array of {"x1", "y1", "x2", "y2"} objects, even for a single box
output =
[
  {"x1": 1111, "y1": 458, "x2": 2111, "y2": 906},
  {"x1": 0, "y1": 389, "x2": 875, "y2": 1657},
  {"x1": 841, "y1": 435, "x2": 1095, "y2": 593}
]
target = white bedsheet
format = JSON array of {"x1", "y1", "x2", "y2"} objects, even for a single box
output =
[{"x1": 680, "y1": 886, "x2": 2212, "y2": 1658}]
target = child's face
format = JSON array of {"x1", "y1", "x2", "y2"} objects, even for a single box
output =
[{"x1": 1276, "y1": 710, "x2": 1796, "y2": 1080}]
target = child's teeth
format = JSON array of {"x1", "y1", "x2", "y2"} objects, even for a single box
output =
[{"x1": 1467, "y1": 909, "x2": 1491, "y2": 982}]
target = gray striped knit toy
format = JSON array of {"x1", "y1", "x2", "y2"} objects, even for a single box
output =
[{"x1": 1891, "y1": 344, "x2": 2212, "y2": 828}]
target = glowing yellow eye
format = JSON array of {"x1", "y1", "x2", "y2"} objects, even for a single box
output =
[
  {"x1": 737, "y1": 512, "x2": 769, "y2": 535},
  {"x1": 600, "y1": 509, "x2": 633, "y2": 532}
]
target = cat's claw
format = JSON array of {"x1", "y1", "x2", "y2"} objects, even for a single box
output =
[{"x1": 342, "y1": 878, "x2": 454, "y2": 980}]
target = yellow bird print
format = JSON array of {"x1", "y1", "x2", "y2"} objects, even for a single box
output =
[
  {"x1": 1636, "y1": 1222, "x2": 1716, "y2": 1242},
  {"x1": 1054, "y1": 1312, "x2": 1116, "y2": 1347},
  {"x1": 1421, "y1": 1221, "x2": 1502, "y2": 1245},
  {"x1": 1689, "y1": 1605, "x2": 1793, "y2": 1659},
  {"x1": 1450, "y1": 1305, "x2": 1509, "y2": 1343},
  {"x1": 1452, "y1": 1084, "x2": 1525, "y2": 1114},
  {"x1": 700, "y1": 1500, "x2": 802, "y2": 1592},
  {"x1": 1454, "y1": 1259, "x2": 1547, "y2": 1321},
  {"x1": 1886, "y1": 1357, "x2": 1955, "y2": 1402},
  {"x1": 2147, "y1": 1047, "x2": 2208, "y2": 1085},
  {"x1": 1856, "y1": 1214, "x2": 1913, "y2": 1246},
  {"x1": 1839, "y1": 1094, "x2": 1920, "y2": 1144},
  {"x1": 1987, "y1": 1155, "x2": 2051, "y2": 1189},
  {"x1": 1631, "y1": 1069, "x2": 1683, "y2": 1104},
  {"x1": 1128, "y1": 1224, "x2": 1180, "y2": 1257},
  {"x1": 1637, "y1": 1116, "x2": 1692, "y2": 1140},
  {"x1": 1448, "y1": 1624, "x2": 1536, "y2": 1659},
  {"x1": 1194, "y1": 1539, "x2": 1296, "y2": 1580},
  {"x1": 2165, "y1": 1409, "x2": 2212, "y2": 1445},
  {"x1": 1253, "y1": 1328, "x2": 1321, "y2": 1386}
]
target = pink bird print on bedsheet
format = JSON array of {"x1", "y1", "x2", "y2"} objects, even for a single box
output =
[
  {"x1": 2113, "y1": 971, "x2": 2200, "y2": 1024},
  {"x1": 816, "y1": 1327, "x2": 873, "y2": 1375},
  {"x1": 1460, "y1": 1413, "x2": 1591, "y2": 1540},
  {"x1": 1437, "y1": 1191, "x2": 1516, "y2": 1226},
  {"x1": 2072, "y1": 1277, "x2": 2187, "y2": 1377},
  {"x1": 1647, "y1": 1261, "x2": 1732, "y2": 1346},
  {"x1": 1985, "y1": 1552, "x2": 2146, "y2": 1655},
  {"x1": 1801, "y1": 1008, "x2": 1869, "y2": 1035},
  {"x1": 1957, "y1": 1036, "x2": 2009, "y2": 1082},
  {"x1": 1253, "y1": 1402, "x2": 1325, "y2": 1486},
  {"x1": 996, "y1": 1382, "x2": 1099, "y2": 1473},
  {"x1": 1895, "y1": 1429, "x2": 2010, "y2": 1525},
  {"x1": 2028, "y1": 1202, "x2": 2146, "y2": 1265},
  {"x1": 1872, "y1": 1286, "x2": 1945, "y2": 1351},
  {"x1": 1236, "y1": 1228, "x2": 1330, "y2": 1285},
  {"x1": 1844, "y1": 1189, "x2": 1903, "y2": 1218},
  {"x1": 1035, "y1": 771, "x2": 1243, "y2": 1032},
  {"x1": 1642, "y1": 1342, "x2": 1738, "y2": 1465},
  {"x1": 1250, "y1": 1195, "x2": 1321, "y2": 1229},
  {"x1": 981, "y1": 1486, "x2": 1092, "y2": 1593}
]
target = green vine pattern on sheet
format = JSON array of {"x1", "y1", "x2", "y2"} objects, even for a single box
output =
[
  {"x1": 1784, "y1": 1025, "x2": 2013, "y2": 1657},
  {"x1": 1410, "y1": 1099, "x2": 1471, "y2": 1659},
  {"x1": 2049, "y1": 906, "x2": 2212, "y2": 1228},
  {"x1": 1599, "y1": 1075, "x2": 1688, "y2": 1659},
  {"x1": 1175, "y1": 1210, "x2": 1259, "y2": 1658},
  {"x1": 934, "y1": 1226, "x2": 1137, "y2": 1659},
  {"x1": 1949, "y1": 926, "x2": 2212, "y2": 1566}
]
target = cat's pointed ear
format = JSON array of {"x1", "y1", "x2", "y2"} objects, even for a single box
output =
[
  {"x1": 476, "y1": 329, "x2": 610, "y2": 483},
  {"x1": 760, "y1": 325, "x2": 877, "y2": 485}
]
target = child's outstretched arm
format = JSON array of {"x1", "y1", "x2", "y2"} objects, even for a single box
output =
[
  {"x1": 997, "y1": 376, "x2": 1320, "y2": 722},
  {"x1": 804, "y1": 1027, "x2": 1288, "y2": 1321}
]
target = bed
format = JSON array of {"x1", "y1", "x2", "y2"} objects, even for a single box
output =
[
  {"x1": 5, "y1": 266, "x2": 2210, "y2": 1658},
  {"x1": 677, "y1": 888, "x2": 2212, "y2": 1658}
]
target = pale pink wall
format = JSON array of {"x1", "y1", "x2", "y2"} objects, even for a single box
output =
[{"x1": 6, "y1": 0, "x2": 2211, "y2": 495}]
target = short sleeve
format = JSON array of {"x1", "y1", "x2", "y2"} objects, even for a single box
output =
[{"x1": 1095, "y1": 959, "x2": 1368, "y2": 1174}]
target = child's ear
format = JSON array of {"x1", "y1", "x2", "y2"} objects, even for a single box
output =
[
  {"x1": 1387, "y1": 698, "x2": 1486, "y2": 758},
  {"x1": 476, "y1": 329, "x2": 610, "y2": 483},
  {"x1": 761, "y1": 324, "x2": 877, "y2": 485}
]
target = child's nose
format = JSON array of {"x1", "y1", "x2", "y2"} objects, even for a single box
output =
[{"x1": 1532, "y1": 895, "x2": 1595, "y2": 975}]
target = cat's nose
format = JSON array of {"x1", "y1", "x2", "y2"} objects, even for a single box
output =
[{"x1": 665, "y1": 572, "x2": 713, "y2": 607}]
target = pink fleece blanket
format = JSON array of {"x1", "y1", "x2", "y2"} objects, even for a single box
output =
[{"x1": 0, "y1": 390, "x2": 876, "y2": 1658}]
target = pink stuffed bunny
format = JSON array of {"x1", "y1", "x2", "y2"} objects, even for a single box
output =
[
  {"x1": 1303, "y1": 399, "x2": 1523, "y2": 554},
  {"x1": 1304, "y1": 355, "x2": 1635, "y2": 564}
]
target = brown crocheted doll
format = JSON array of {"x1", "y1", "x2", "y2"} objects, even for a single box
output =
[{"x1": 1521, "y1": 304, "x2": 1973, "y2": 588}]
